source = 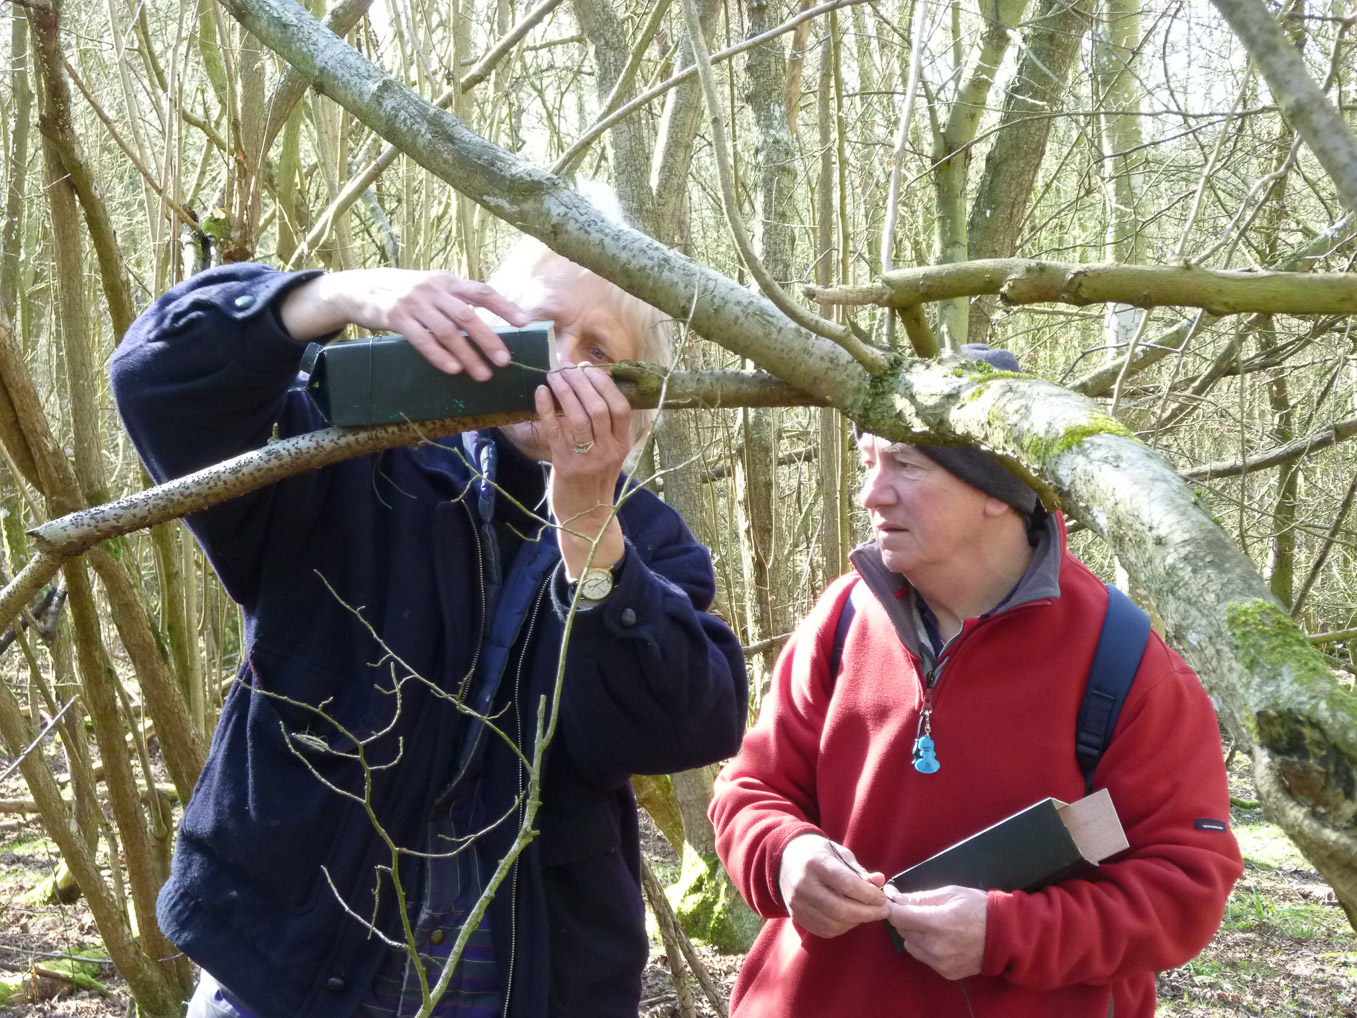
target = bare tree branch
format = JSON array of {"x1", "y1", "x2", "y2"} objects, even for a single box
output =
[
  {"x1": 808, "y1": 258, "x2": 1357, "y2": 315},
  {"x1": 1185, "y1": 414, "x2": 1357, "y2": 480},
  {"x1": 677, "y1": 0, "x2": 888, "y2": 371}
]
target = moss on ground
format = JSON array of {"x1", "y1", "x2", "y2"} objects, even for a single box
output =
[
  {"x1": 1234, "y1": 820, "x2": 1311, "y2": 872},
  {"x1": 40, "y1": 948, "x2": 108, "y2": 995},
  {"x1": 0, "y1": 946, "x2": 107, "y2": 1005}
]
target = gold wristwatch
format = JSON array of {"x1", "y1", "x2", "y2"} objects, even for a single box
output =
[{"x1": 578, "y1": 566, "x2": 615, "y2": 601}]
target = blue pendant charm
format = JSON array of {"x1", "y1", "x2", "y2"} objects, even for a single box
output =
[{"x1": 912, "y1": 733, "x2": 940, "y2": 773}]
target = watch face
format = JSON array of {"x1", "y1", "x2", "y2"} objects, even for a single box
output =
[{"x1": 580, "y1": 569, "x2": 613, "y2": 600}]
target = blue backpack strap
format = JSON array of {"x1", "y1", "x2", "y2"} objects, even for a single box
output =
[
  {"x1": 828, "y1": 581, "x2": 862, "y2": 680},
  {"x1": 1076, "y1": 584, "x2": 1152, "y2": 793}
]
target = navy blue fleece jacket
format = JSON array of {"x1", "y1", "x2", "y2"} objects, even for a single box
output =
[{"x1": 110, "y1": 264, "x2": 747, "y2": 1018}]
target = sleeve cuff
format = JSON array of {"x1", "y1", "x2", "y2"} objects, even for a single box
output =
[
  {"x1": 763, "y1": 822, "x2": 825, "y2": 915},
  {"x1": 980, "y1": 889, "x2": 1013, "y2": 976}
]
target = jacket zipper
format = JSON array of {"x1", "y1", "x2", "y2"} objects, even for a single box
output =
[
  {"x1": 912, "y1": 664, "x2": 941, "y2": 771},
  {"x1": 456, "y1": 498, "x2": 489, "y2": 705},
  {"x1": 911, "y1": 608, "x2": 1029, "y2": 771},
  {"x1": 501, "y1": 576, "x2": 549, "y2": 1018}
]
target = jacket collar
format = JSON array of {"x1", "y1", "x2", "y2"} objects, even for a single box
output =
[
  {"x1": 848, "y1": 511, "x2": 1063, "y2": 659},
  {"x1": 459, "y1": 429, "x2": 498, "y2": 524}
]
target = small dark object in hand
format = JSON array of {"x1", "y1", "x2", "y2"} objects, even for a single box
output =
[{"x1": 301, "y1": 322, "x2": 555, "y2": 427}]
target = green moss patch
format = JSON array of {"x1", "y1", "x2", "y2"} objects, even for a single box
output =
[
  {"x1": 954, "y1": 363, "x2": 1027, "y2": 382},
  {"x1": 0, "y1": 946, "x2": 108, "y2": 1005},
  {"x1": 1228, "y1": 600, "x2": 1357, "y2": 816},
  {"x1": 1227, "y1": 600, "x2": 1345, "y2": 691},
  {"x1": 667, "y1": 848, "x2": 762, "y2": 955},
  {"x1": 5, "y1": 831, "x2": 58, "y2": 859},
  {"x1": 1023, "y1": 414, "x2": 1136, "y2": 465},
  {"x1": 37, "y1": 948, "x2": 108, "y2": 995}
]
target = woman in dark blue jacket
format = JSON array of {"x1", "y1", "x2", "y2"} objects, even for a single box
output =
[{"x1": 110, "y1": 248, "x2": 747, "y2": 1018}]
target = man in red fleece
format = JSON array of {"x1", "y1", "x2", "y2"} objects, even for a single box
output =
[{"x1": 709, "y1": 345, "x2": 1243, "y2": 1018}]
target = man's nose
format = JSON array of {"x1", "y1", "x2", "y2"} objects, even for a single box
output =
[{"x1": 859, "y1": 466, "x2": 890, "y2": 509}]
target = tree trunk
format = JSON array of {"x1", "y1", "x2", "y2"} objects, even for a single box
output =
[
  {"x1": 651, "y1": 0, "x2": 721, "y2": 247},
  {"x1": 275, "y1": 103, "x2": 305, "y2": 265},
  {"x1": 152, "y1": 522, "x2": 207, "y2": 741},
  {"x1": 1094, "y1": 0, "x2": 1147, "y2": 352},
  {"x1": 29, "y1": 1, "x2": 136, "y2": 341},
  {"x1": 814, "y1": 31, "x2": 844, "y2": 585},
  {"x1": 928, "y1": 0, "x2": 1029, "y2": 348},
  {"x1": 1263, "y1": 350, "x2": 1300, "y2": 608},
  {"x1": 1, "y1": 9, "x2": 35, "y2": 565},
  {"x1": 453, "y1": 0, "x2": 481, "y2": 279},
  {"x1": 573, "y1": 0, "x2": 656, "y2": 231},
  {"x1": 310, "y1": 94, "x2": 358, "y2": 270},
  {"x1": 1, "y1": 7, "x2": 32, "y2": 320},
  {"x1": 0, "y1": 315, "x2": 205, "y2": 801},
  {"x1": 967, "y1": 0, "x2": 1093, "y2": 341},
  {"x1": 0, "y1": 670, "x2": 187, "y2": 1018},
  {"x1": 36, "y1": 113, "x2": 107, "y2": 512},
  {"x1": 226, "y1": 22, "x2": 267, "y2": 263},
  {"x1": 61, "y1": 558, "x2": 192, "y2": 1004},
  {"x1": 742, "y1": 0, "x2": 796, "y2": 669}
]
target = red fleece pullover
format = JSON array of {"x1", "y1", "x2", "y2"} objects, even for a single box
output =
[{"x1": 711, "y1": 545, "x2": 1243, "y2": 1018}]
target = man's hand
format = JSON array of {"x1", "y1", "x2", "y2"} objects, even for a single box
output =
[
  {"x1": 778, "y1": 834, "x2": 890, "y2": 939},
  {"x1": 885, "y1": 885, "x2": 987, "y2": 980},
  {"x1": 279, "y1": 268, "x2": 529, "y2": 380}
]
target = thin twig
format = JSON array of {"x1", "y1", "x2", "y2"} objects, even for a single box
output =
[
  {"x1": 641, "y1": 858, "x2": 696, "y2": 1018},
  {"x1": 0, "y1": 945, "x2": 113, "y2": 965},
  {"x1": 1184, "y1": 414, "x2": 1357, "y2": 480},
  {"x1": 742, "y1": 631, "x2": 793, "y2": 656},
  {"x1": 1307, "y1": 625, "x2": 1357, "y2": 646},
  {"x1": 61, "y1": 56, "x2": 199, "y2": 229},
  {"x1": 459, "y1": 0, "x2": 571, "y2": 92},
  {"x1": 1290, "y1": 470, "x2": 1357, "y2": 618},
  {"x1": 880, "y1": 0, "x2": 928, "y2": 278},
  {"x1": 0, "y1": 698, "x2": 76, "y2": 785},
  {"x1": 554, "y1": 0, "x2": 672, "y2": 178}
]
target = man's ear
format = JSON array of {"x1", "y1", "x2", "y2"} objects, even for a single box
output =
[{"x1": 981, "y1": 496, "x2": 1014, "y2": 519}]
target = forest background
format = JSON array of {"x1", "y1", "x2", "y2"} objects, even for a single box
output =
[{"x1": 0, "y1": 0, "x2": 1356, "y2": 1013}]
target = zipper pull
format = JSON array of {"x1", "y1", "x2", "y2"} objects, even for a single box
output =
[{"x1": 912, "y1": 689, "x2": 940, "y2": 774}]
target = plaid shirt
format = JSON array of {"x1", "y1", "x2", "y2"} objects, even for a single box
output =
[
  {"x1": 355, "y1": 792, "x2": 502, "y2": 1017},
  {"x1": 208, "y1": 793, "x2": 503, "y2": 1018}
]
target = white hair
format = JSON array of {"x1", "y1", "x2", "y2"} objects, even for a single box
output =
[{"x1": 488, "y1": 181, "x2": 674, "y2": 449}]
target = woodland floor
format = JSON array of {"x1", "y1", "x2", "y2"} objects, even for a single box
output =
[{"x1": 0, "y1": 746, "x2": 1353, "y2": 1017}]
